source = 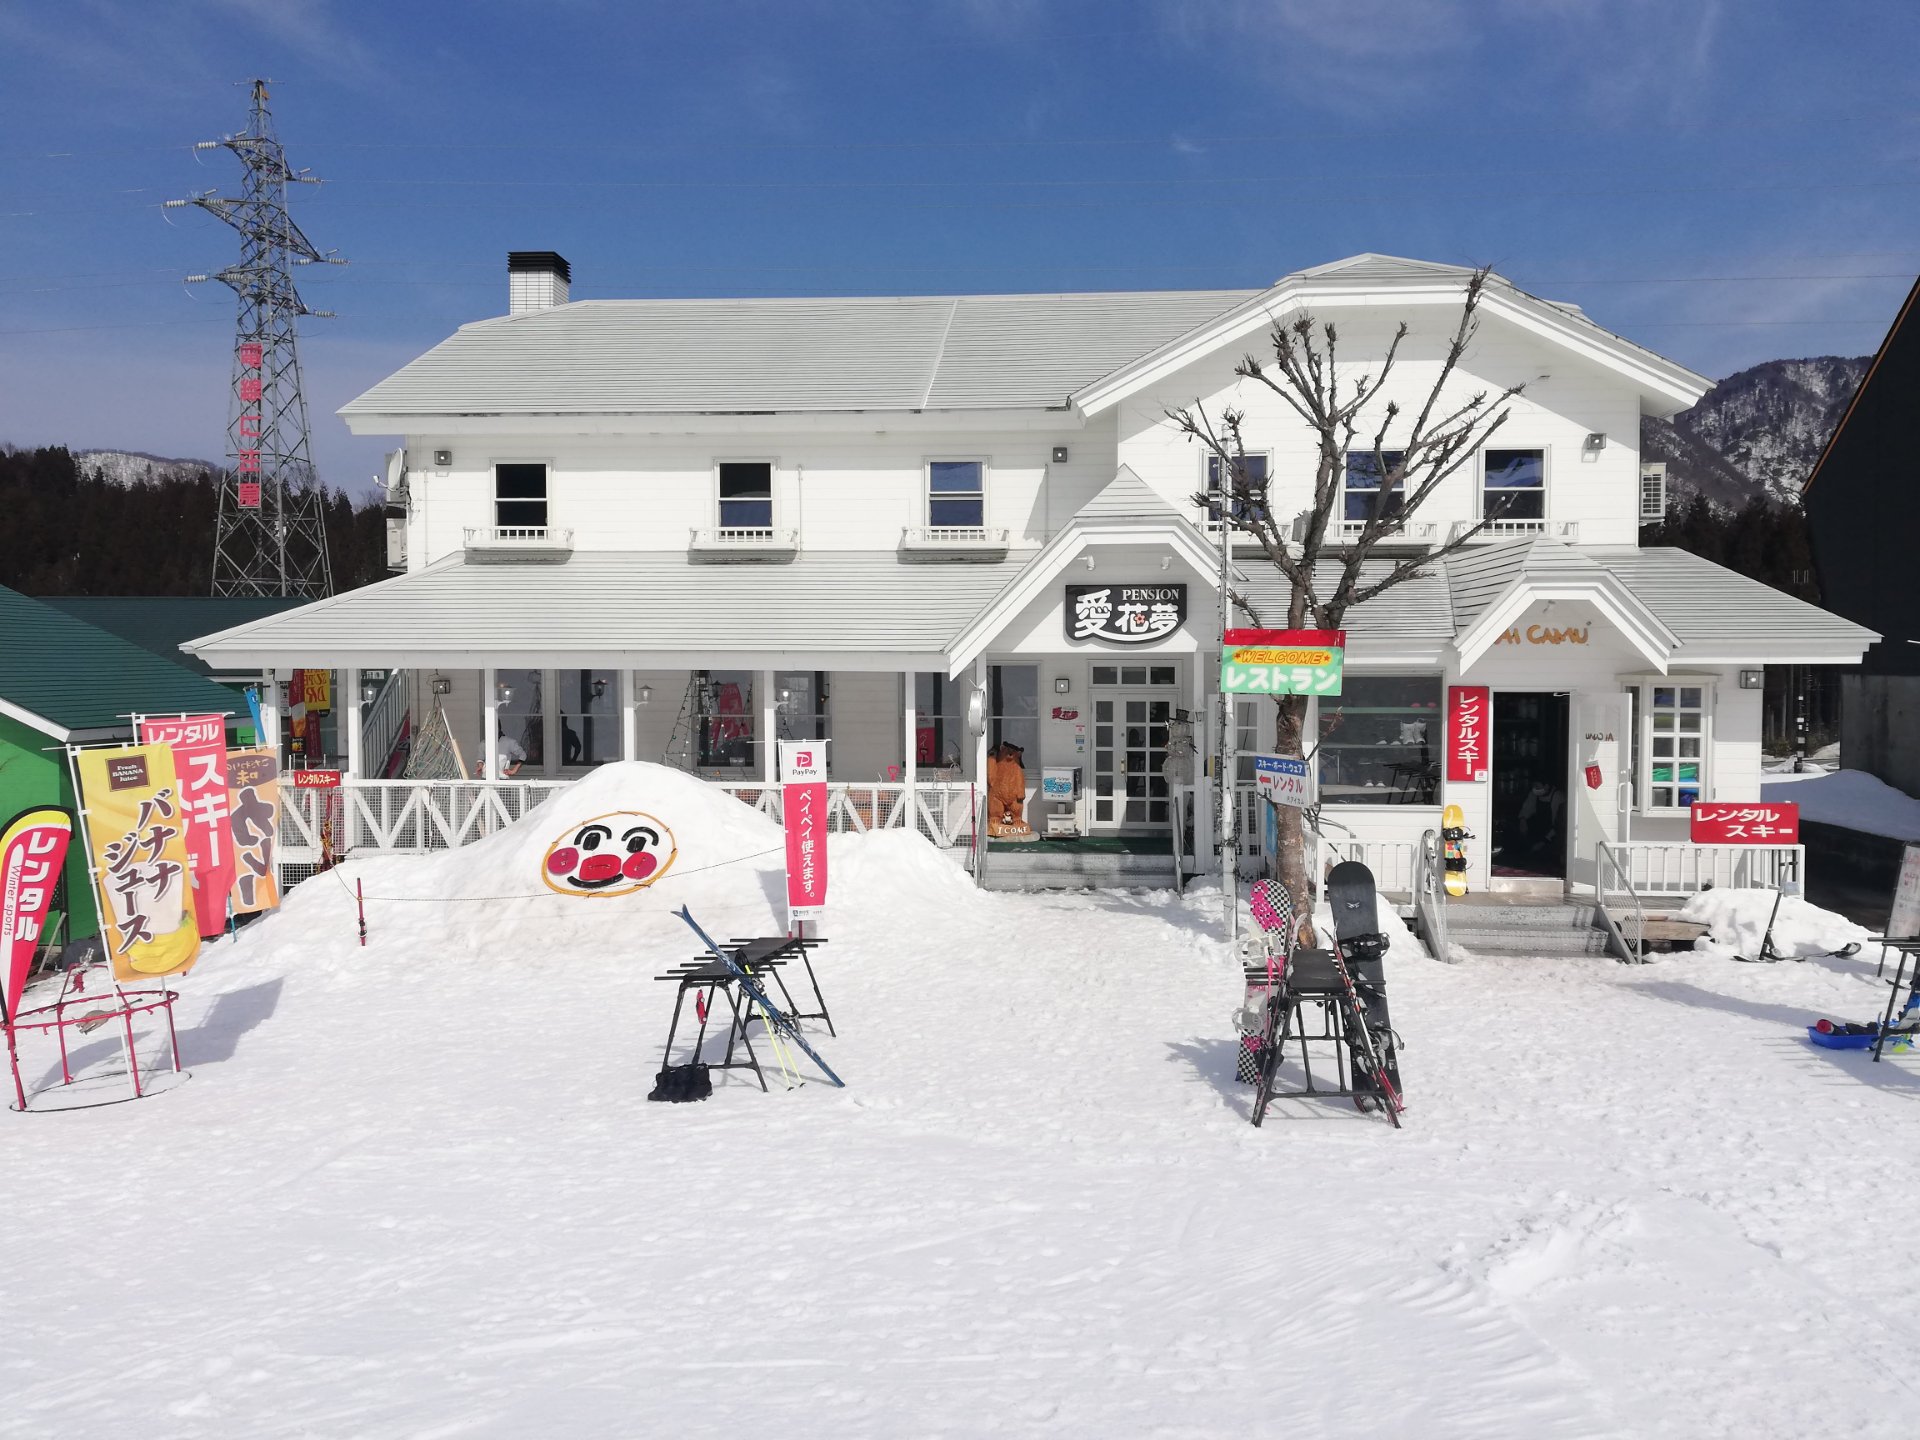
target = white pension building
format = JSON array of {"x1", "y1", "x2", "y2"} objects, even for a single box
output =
[{"x1": 186, "y1": 251, "x2": 1875, "y2": 895}]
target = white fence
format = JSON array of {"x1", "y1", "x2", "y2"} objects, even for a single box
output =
[
  {"x1": 1596, "y1": 841, "x2": 1804, "y2": 900},
  {"x1": 279, "y1": 777, "x2": 979, "y2": 874},
  {"x1": 1321, "y1": 837, "x2": 1420, "y2": 896}
]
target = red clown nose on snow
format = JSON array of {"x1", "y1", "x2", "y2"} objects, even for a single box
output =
[{"x1": 539, "y1": 810, "x2": 678, "y2": 897}]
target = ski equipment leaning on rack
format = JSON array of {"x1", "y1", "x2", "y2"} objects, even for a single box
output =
[
  {"x1": 1325, "y1": 860, "x2": 1405, "y2": 1127},
  {"x1": 674, "y1": 907, "x2": 846, "y2": 1088}
]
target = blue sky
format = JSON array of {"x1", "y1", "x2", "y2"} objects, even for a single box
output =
[{"x1": 3, "y1": 0, "x2": 1917, "y2": 495}]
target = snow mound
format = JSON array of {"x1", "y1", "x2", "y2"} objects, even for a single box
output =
[
  {"x1": 235, "y1": 762, "x2": 976, "y2": 969},
  {"x1": 1679, "y1": 887, "x2": 1870, "y2": 961},
  {"x1": 1760, "y1": 767, "x2": 1920, "y2": 841}
]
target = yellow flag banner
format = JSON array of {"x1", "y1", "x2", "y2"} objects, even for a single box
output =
[
  {"x1": 76, "y1": 746, "x2": 202, "y2": 982},
  {"x1": 225, "y1": 748, "x2": 281, "y2": 915}
]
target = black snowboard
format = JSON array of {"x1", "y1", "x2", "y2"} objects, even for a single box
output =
[{"x1": 1324, "y1": 861, "x2": 1404, "y2": 1110}]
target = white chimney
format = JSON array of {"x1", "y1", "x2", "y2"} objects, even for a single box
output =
[{"x1": 508, "y1": 251, "x2": 571, "y2": 315}]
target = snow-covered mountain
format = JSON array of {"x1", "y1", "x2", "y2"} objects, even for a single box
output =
[
  {"x1": 74, "y1": 449, "x2": 220, "y2": 487},
  {"x1": 1641, "y1": 356, "x2": 1869, "y2": 508}
]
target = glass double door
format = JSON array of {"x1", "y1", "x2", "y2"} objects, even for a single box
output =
[{"x1": 1092, "y1": 691, "x2": 1174, "y2": 831}]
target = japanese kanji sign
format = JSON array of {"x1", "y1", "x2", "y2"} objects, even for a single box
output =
[
  {"x1": 1220, "y1": 628, "x2": 1346, "y2": 696},
  {"x1": 1447, "y1": 685, "x2": 1491, "y2": 783},
  {"x1": 226, "y1": 749, "x2": 281, "y2": 916},
  {"x1": 76, "y1": 746, "x2": 201, "y2": 981},
  {"x1": 236, "y1": 342, "x2": 263, "y2": 504},
  {"x1": 138, "y1": 714, "x2": 233, "y2": 938},
  {"x1": 1064, "y1": 584, "x2": 1187, "y2": 646},
  {"x1": 779, "y1": 740, "x2": 828, "y2": 917},
  {"x1": 1689, "y1": 802, "x2": 1800, "y2": 845},
  {"x1": 2, "y1": 807, "x2": 73, "y2": 1022}
]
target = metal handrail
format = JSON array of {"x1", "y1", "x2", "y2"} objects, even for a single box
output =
[
  {"x1": 1595, "y1": 841, "x2": 1646, "y2": 962},
  {"x1": 1413, "y1": 828, "x2": 1454, "y2": 962}
]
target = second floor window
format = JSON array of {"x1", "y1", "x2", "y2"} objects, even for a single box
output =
[
  {"x1": 1204, "y1": 453, "x2": 1270, "y2": 527},
  {"x1": 1344, "y1": 450, "x2": 1406, "y2": 523},
  {"x1": 928, "y1": 460, "x2": 985, "y2": 528},
  {"x1": 495, "y1": 463, "x2": 548, "y2": 531},
  {"x1": 1484, "y1": 449, "x2": 1546, "y2": 522},
  {"x1": 718, "y1": 462, "x2": 773, "y2": 530}
]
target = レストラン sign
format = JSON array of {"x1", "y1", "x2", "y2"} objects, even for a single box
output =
[
  {"x1": 1219, "y1": 629, "x2": 1346, "y2": 696},
  {"x1": 1064, "y1": 585, "x2": 1187, "y2": 645}
]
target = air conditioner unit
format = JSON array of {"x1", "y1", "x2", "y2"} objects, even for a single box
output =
[{"x1": 1639, "y1": 463, "x2": 1667, "y2": 523}]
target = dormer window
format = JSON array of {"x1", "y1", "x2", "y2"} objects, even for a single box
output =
[
  {"x1": 928, "y1": 460, "x2": 986, "y2": 529},
  {"x1": 718, "y1": 461, "x2": 774, "y2": 530}
]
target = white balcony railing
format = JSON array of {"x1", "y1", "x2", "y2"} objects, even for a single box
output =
[
  {"x1": 1336, "y1": 519, "x2": 1439, "y2": 542},
  {"x1": 1451, "y1": 518, "x2": 1580, "y2": 543},
  {"x1": 899, "y1": 525, "x2": 1011, "y2": 558},
  {"x1": 462, "y1": 525, "x2": 574, "y2": 558},
  {"x1": 688, "y1": 526, "x2": 800, "y2": 559},
  {"x1": 276, "y1": 777, "x2": 980, "y2": 878},
  {"x1": 1596, "y1": 840, "x2": 1803, "y2": 900}
]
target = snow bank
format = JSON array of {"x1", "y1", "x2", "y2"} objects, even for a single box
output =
[
  {"x1": 1760, "y1": 767, "x2": 1920, "y2": 840},
  {"x1": 1679, "y1": 886, "x2": 1871, "y2": 961}
]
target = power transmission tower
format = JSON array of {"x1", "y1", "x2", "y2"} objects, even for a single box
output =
[{"x1": 167, "y1": 79, "x2": 344, "y2": 597}]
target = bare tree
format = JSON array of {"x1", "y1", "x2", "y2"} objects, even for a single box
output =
[{"x1": 1168, "y1": 267, "x2": 1525, "y2": 930}]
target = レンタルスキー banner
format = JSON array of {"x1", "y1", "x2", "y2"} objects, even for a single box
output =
[
  {"x1": 1220, "y1": 628, "x2": 1346, "y2": 696},
  {"x1": 138, "y1": 714, "x2": 233, "y2": 937},
  {"x1": 76, "y1": 746, "x2": 202, "y2": 982},
  {"x1": 225, "y1": 748, "x2": 281, "y2": 915},
  {"x1": 2, "y1": 807, "x2": 73, "y2": 1022},
  {"x1": 1447, "y1": 686, "x2": 1491, "y2": 783}
]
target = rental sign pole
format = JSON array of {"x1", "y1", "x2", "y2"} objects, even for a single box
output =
[{"x1": 779, "y1": 739, "x2": 828, "y2": 929}]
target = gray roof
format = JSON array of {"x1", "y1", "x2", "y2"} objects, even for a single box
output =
[
  {"x1": 341, "y1": 290, "x2": 1253, "y2": 419},
  {"x1": 1240, "y1": 559, "x2": 1458, "y2": 651},
  {"x1": 1592, "y1": 547, "x2": 1879, "y2": 657},
  {"x1": 1442, "y1": 537, "x2": 1622, "y2": 629},
  {"x1": 182, "y1": 551, "x2": 1029, "y2": 667},
  {"x1": 1075, "y1": 465, "x2": 1186, "y2": 523}
]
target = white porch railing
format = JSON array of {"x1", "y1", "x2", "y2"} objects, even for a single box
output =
[
  {"x1": 1321, "y1": 837, "x2": 1420, "y2": 897},
  {"x1": 279, "y1": 778, "x2": 980, "y2": 875},
  {"x1": 1596, "y1": 841, "x2": 1804, "y2": 900},
  {"x1": 1412, "y1": 829, "x2": 1453, "y2": 961}
]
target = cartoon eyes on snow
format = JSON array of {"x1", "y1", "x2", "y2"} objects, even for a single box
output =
[{"x1": 540, "y1": 810, "x2": 678, "y2": 897}]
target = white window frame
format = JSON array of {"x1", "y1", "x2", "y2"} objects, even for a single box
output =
[
  {"x1": 924, "y1": 457, "x2": 989, "y2": 532},
  {"x1": 1201, "y1": 450, "x2": 1272, "y2": 532},
  {"x1": 1340, "y1": 448, "x2": 1407, "y2": 533},
  {"x1": 1478, "y1": 446, "x2": 1549, "y2": 527},
  {"x1": 492, "y1": 459, "x2": 552, "y2": 534},
  {"x1": 714, "y1": 458, "x2": 777, "y2": 533},
  {"x1": 1623, "y1": 675, "x2": 1715, "y2": 815}
]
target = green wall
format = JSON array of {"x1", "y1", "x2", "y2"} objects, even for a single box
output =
[{"x1": 0, "y1": 711, "x2": 99, "y2": 942}]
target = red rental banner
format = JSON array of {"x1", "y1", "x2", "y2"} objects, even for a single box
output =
[
  {"x1": 137, "y1": 714, "x2": 234, "y2": 939},
  {"x1": 1690, "y1": 802, "x2": 1800, "y2": 844},
  {"x1": 1447, "y1": 686, "x2": 1491, "y2": 783},
  {"x1": 291, "y1": 769, "x2": 344, "y2": 789},
  {"x1": 2, "y1": 807, "x2": 73, "y2": 1023}
]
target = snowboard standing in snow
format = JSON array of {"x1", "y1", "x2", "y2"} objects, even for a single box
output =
[
  {"x1": 1240, "y1": 879, "x2": 1298, "y2": 1126},
  {"x1": 1441, "y1": 804, "x2": 1470, "y2": 898},
  {"x1": 1325, "y1": 860, "x2": 1405, "y2": 1126}
]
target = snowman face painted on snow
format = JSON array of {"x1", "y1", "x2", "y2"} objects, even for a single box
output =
[{"x1": 541, "y1": 810, "x2": 678, "y2": 896}]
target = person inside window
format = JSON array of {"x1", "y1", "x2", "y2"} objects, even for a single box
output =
[{"x1": 477, "y1": 728, "x2": 527, "y2": 778}]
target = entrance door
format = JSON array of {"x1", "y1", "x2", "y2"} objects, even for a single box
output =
[
  {"x1": 1567, "y1": 691, "x2": 1632, "y2": 892},
  {"x1": 1490, "y1": 692, "x2": 1571, "y2": 880},
  {"x1": 1091, "y1": 692, "x2": 1173, "y2": 832}
]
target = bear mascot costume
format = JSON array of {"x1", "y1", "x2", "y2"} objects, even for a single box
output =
[{"x1": 985, "y1": 741, "x2": 1036, "y2": 840}]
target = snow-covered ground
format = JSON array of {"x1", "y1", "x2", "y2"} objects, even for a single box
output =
[
  {"x1": 4, "y1": 765, "x2": 1916, "y2": 1439},
  {"x1": 1763, "y1": 766, "x2": 1920, "y2": 840}
]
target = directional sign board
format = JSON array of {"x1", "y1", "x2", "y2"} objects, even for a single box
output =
[{"x1": 1252, "y1": 753, "x2": 1314, "y2": 808}]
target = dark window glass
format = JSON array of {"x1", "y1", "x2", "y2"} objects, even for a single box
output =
[
  {"x1": 719, "y1": 462, "x2": 773, "y2": 529},
  {"x1": 1484, "y1": 449, "x2": 1546, "y2": 520},
  {"x1": 558, "y1": 669, "x2": 619, "y2": 767},
  {"x1": 1344, "y1": 450, "x2": 1406, "y2": 522},
  {"x1": 989, "y1": 664, "x2": 1040, "y2": 774},
  {"x1": 697, "y1": 670, "x2": 756, "y2": 770},
  {"x1": 1317, "y1": 674, "x2": 1443, "y2": 806},
  {"x1": 929, "y1": 461, "x2": 985, "y2": 528},
  {"x1": 495, "y1": 463, "x2": 548, "y2": 530},
  {"x1": 1204, "y1": 454, "x2": 1270, "y2": 525}
]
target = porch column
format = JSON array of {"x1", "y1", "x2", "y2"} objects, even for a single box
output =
[
  {"x1": 343, "y1": 666, "x2": 364, "y2": 779},
  {"x1": 483, "y1": 666, "x2": 500, "y2": 780},
  {"x1": 760, "y1": 669, "x2": 777, "y2": 783},
  {"x1": 1192, "y1": 657, "x2": 1214, "y2": 877},
  {"x1": 619, "y1": 669, "x2": 638, "y2": 762},
  {"x1": 259, "y1": 668, "x2": 281, "y2": 758},
  {"x1": 903, "y1": 670, "x2": 918, "y2": 831}
]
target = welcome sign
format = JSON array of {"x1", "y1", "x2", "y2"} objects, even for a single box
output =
[{"x1": 1220, "y1": 629, "x2": 1346, "y2": 696}]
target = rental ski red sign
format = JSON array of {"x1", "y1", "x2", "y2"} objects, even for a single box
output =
[
  {"x1": 1690, "y1": 802, "x2": 1799, "y2": 844},
  {"x1": 779, "y1": 740, "x2": 828, "y2": 918},
  {"x1": 1447, "y1": 686, "x2": 1490, "y2": 783},
  {"x1": 2, "y1": 807, "x2": 73, "y2": 1023},
  {"x1": 137, "y1": 714, "x2": 234, "y2": 938}
]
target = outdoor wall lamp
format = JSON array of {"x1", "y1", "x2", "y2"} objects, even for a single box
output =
[
  {"x1": 591, "y1": 677, "x2": 608, "y2": 700},
  {"x1": 1054, "y1": 677, "x2": 1071, "y2": 694},
  {"x1": 431, "y1": 673, "x2": 452, "y2": 696},
  {"x1": 496, "y1": 682, "x2": 514, "y2": 704},
  {"x1": 360, "y1": 677, "x2": 379, "y2": 705},
  {"x1": 1082, "y1": 555, "x2": 1096, "y2": 571},
  {"x1": 1581, "y1": 432, "x2": 1607, "y2": 463},
  {"x1": 1160, "y1": 554, "x2": 1172, "y2": 570},
  {"x1": 638, "y1": 685, "x2": 652, "y2": 706}
]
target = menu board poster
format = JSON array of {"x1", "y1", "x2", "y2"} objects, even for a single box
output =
[{"x1": 1890, "y1": 843, "x2": 1920, "y2": 940}]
